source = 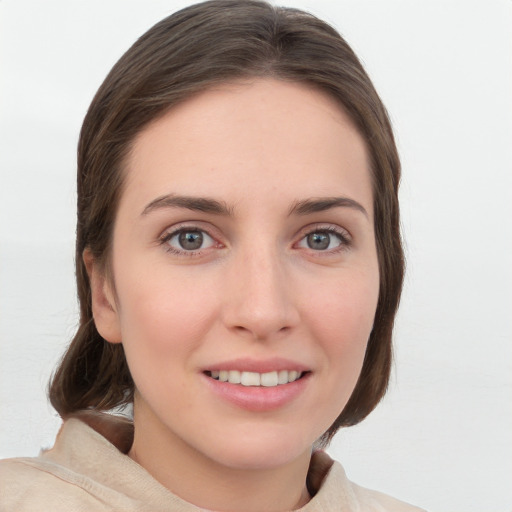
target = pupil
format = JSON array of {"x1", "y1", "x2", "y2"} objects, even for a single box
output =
[
  {"x1": 179, "y1": 231, "x2": 203, "y2": 250},
  {"x1": 307, "y1": 232, "x2": 329, "y2": 250}
]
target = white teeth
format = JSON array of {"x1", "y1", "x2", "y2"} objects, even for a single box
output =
[
  {"x1": 260, "y1": 371, "x2": 278, "y2": 387},
  {"x1": 209, "y1": 369, "x2": 303, "y2": 386},
  {"x1": 228, "y1": 370, "x2": 241, "y2": 384},
  {"x1": 278, "y1": 370, "x2": 288, "y2": 384},
  {"x1": 241, "y1": 371, "x2": 261, "y2": 386}
]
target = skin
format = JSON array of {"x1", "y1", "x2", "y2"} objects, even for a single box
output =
[{"x1": 86, "y1": 78, "x2": 379, "y2": 511}]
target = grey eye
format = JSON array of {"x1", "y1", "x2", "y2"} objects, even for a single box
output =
[
  {"x1": 297, "y1": 230, "x2": 344, "y2": 251},
  {"x1": 166, "y1": 229, "x2": 215, "y2": 252},
  {"x1": 306, "y1": 232, "x2": 330, "y2": 250},
  {"x1": 178, "y1": 231, "x2": 204, "y2": 250}
]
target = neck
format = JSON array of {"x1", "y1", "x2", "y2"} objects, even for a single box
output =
[{"x1": 128, "y1": 398, "x2": 312, "y2": 512}]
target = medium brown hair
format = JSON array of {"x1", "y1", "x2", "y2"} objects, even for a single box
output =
[{"x1": 49, "y1": 0, "x2": 404, "y2": 444}]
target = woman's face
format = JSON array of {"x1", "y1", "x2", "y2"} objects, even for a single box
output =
[{"x1": 92, "y1": 78, "x2": 379, "y2": 470}]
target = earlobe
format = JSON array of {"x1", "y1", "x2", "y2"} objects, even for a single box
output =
[{"x1": 83, "y1": 249, "x2": 122, "y2": 344}]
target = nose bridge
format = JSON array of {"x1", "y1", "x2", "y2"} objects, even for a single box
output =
[{"x1": 222, "y1": 239, "x2": 298, "y2": 339}]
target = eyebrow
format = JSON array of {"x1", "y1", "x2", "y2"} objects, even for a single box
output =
[
  {"x1": 289, "y1": 197, "x2": 369, "y2": 218},
  {"x1": 141, "y1": 194, "x2": 233, "y2": 216},
  {"x1": 141, "y1": 194, "x2": 368, "y2": 219}
]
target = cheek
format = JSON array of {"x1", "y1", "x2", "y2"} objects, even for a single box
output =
[
  {"x1": 114, "y1": 273, "x2": 220, "y2": 407},
  {"x1": 113, "y1": 265, "x2": 218, "y2": 362},
  {"x1": 298, "y1": 270, "x2": 379, "y2": 434},
  {"x1": 304, "y1": 268, "x2": 379, "y2": 392},
  {"x1": 308, "y1": 269, "x2": 379, "y2": 346}
]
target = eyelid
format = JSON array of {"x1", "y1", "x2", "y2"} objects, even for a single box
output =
[
  {"x1": 159, "y1": 222, "x2": 224, "y2": 256},
  {"x1": 293, "y1": 223, "x2": 352, "y2": 251}
]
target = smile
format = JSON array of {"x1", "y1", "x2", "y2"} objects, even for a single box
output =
[{"x1": 206, "y1": 370, "x2": 304, "y2": 387}]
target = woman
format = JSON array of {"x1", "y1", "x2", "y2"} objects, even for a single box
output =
[{"x1": 0, "y1": 1, "x2": 425, "y2": 510}]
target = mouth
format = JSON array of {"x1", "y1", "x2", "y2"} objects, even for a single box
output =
[
  {"x1": 202, "y1": 362, "x2": 311, "y2": 411},
  {"x1": 204, "y1": 370, "x2": 308, "y2": 387}
]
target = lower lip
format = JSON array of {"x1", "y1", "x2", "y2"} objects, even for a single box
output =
[{"x1": 202, "y1": 373, "x2": 311, "y2": 412}]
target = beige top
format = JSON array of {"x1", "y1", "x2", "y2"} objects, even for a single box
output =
[{"x1": 0, "y1": 413, "x2": 426, "y2": 511}]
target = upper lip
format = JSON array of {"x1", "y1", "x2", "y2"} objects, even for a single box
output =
[{"x1": 202, "y1": 357, "x2": 310, "y2": 374}]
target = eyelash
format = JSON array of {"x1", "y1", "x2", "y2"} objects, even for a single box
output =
[
  {"x1": 159, "y1": 225, "x2": 220, "y2": 256},
  {"x1": 158, "y1": 224, "x2": 351, "y2": 257},
  {"x1": 296, "y1": 225, "x2": 352, "y2": 254}
]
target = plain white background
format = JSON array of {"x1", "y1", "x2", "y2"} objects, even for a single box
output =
[{"x1": 1, "y1": 1, "x2": 511, "y2": 511}]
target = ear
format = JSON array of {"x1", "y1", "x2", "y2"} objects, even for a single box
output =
[{"x1": 83, "y1": 249, "x2": 122, "y2": 344}]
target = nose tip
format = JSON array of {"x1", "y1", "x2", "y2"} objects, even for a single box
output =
[
  {"x1": 221, "y1": 253, "x2": 299, "y2": 341},
  {"x1": 231, "y1": 304, "x2": 294, "y2": 341},
  {"x1": 232, "y1": 320, "x2": 292, "y2": 341}
]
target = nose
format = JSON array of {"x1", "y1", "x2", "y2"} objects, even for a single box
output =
[{"x1": 221, "y1": 245, "x2": 300, "y2": 341}]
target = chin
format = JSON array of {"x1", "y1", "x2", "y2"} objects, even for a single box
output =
[{"x1": 200, "y1": 426, "x2": 314, "y2": 470}]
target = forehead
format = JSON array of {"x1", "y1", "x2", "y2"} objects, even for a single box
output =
[{"x1": 122, "y1": 78, "x2": 372, "y2": 215}]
